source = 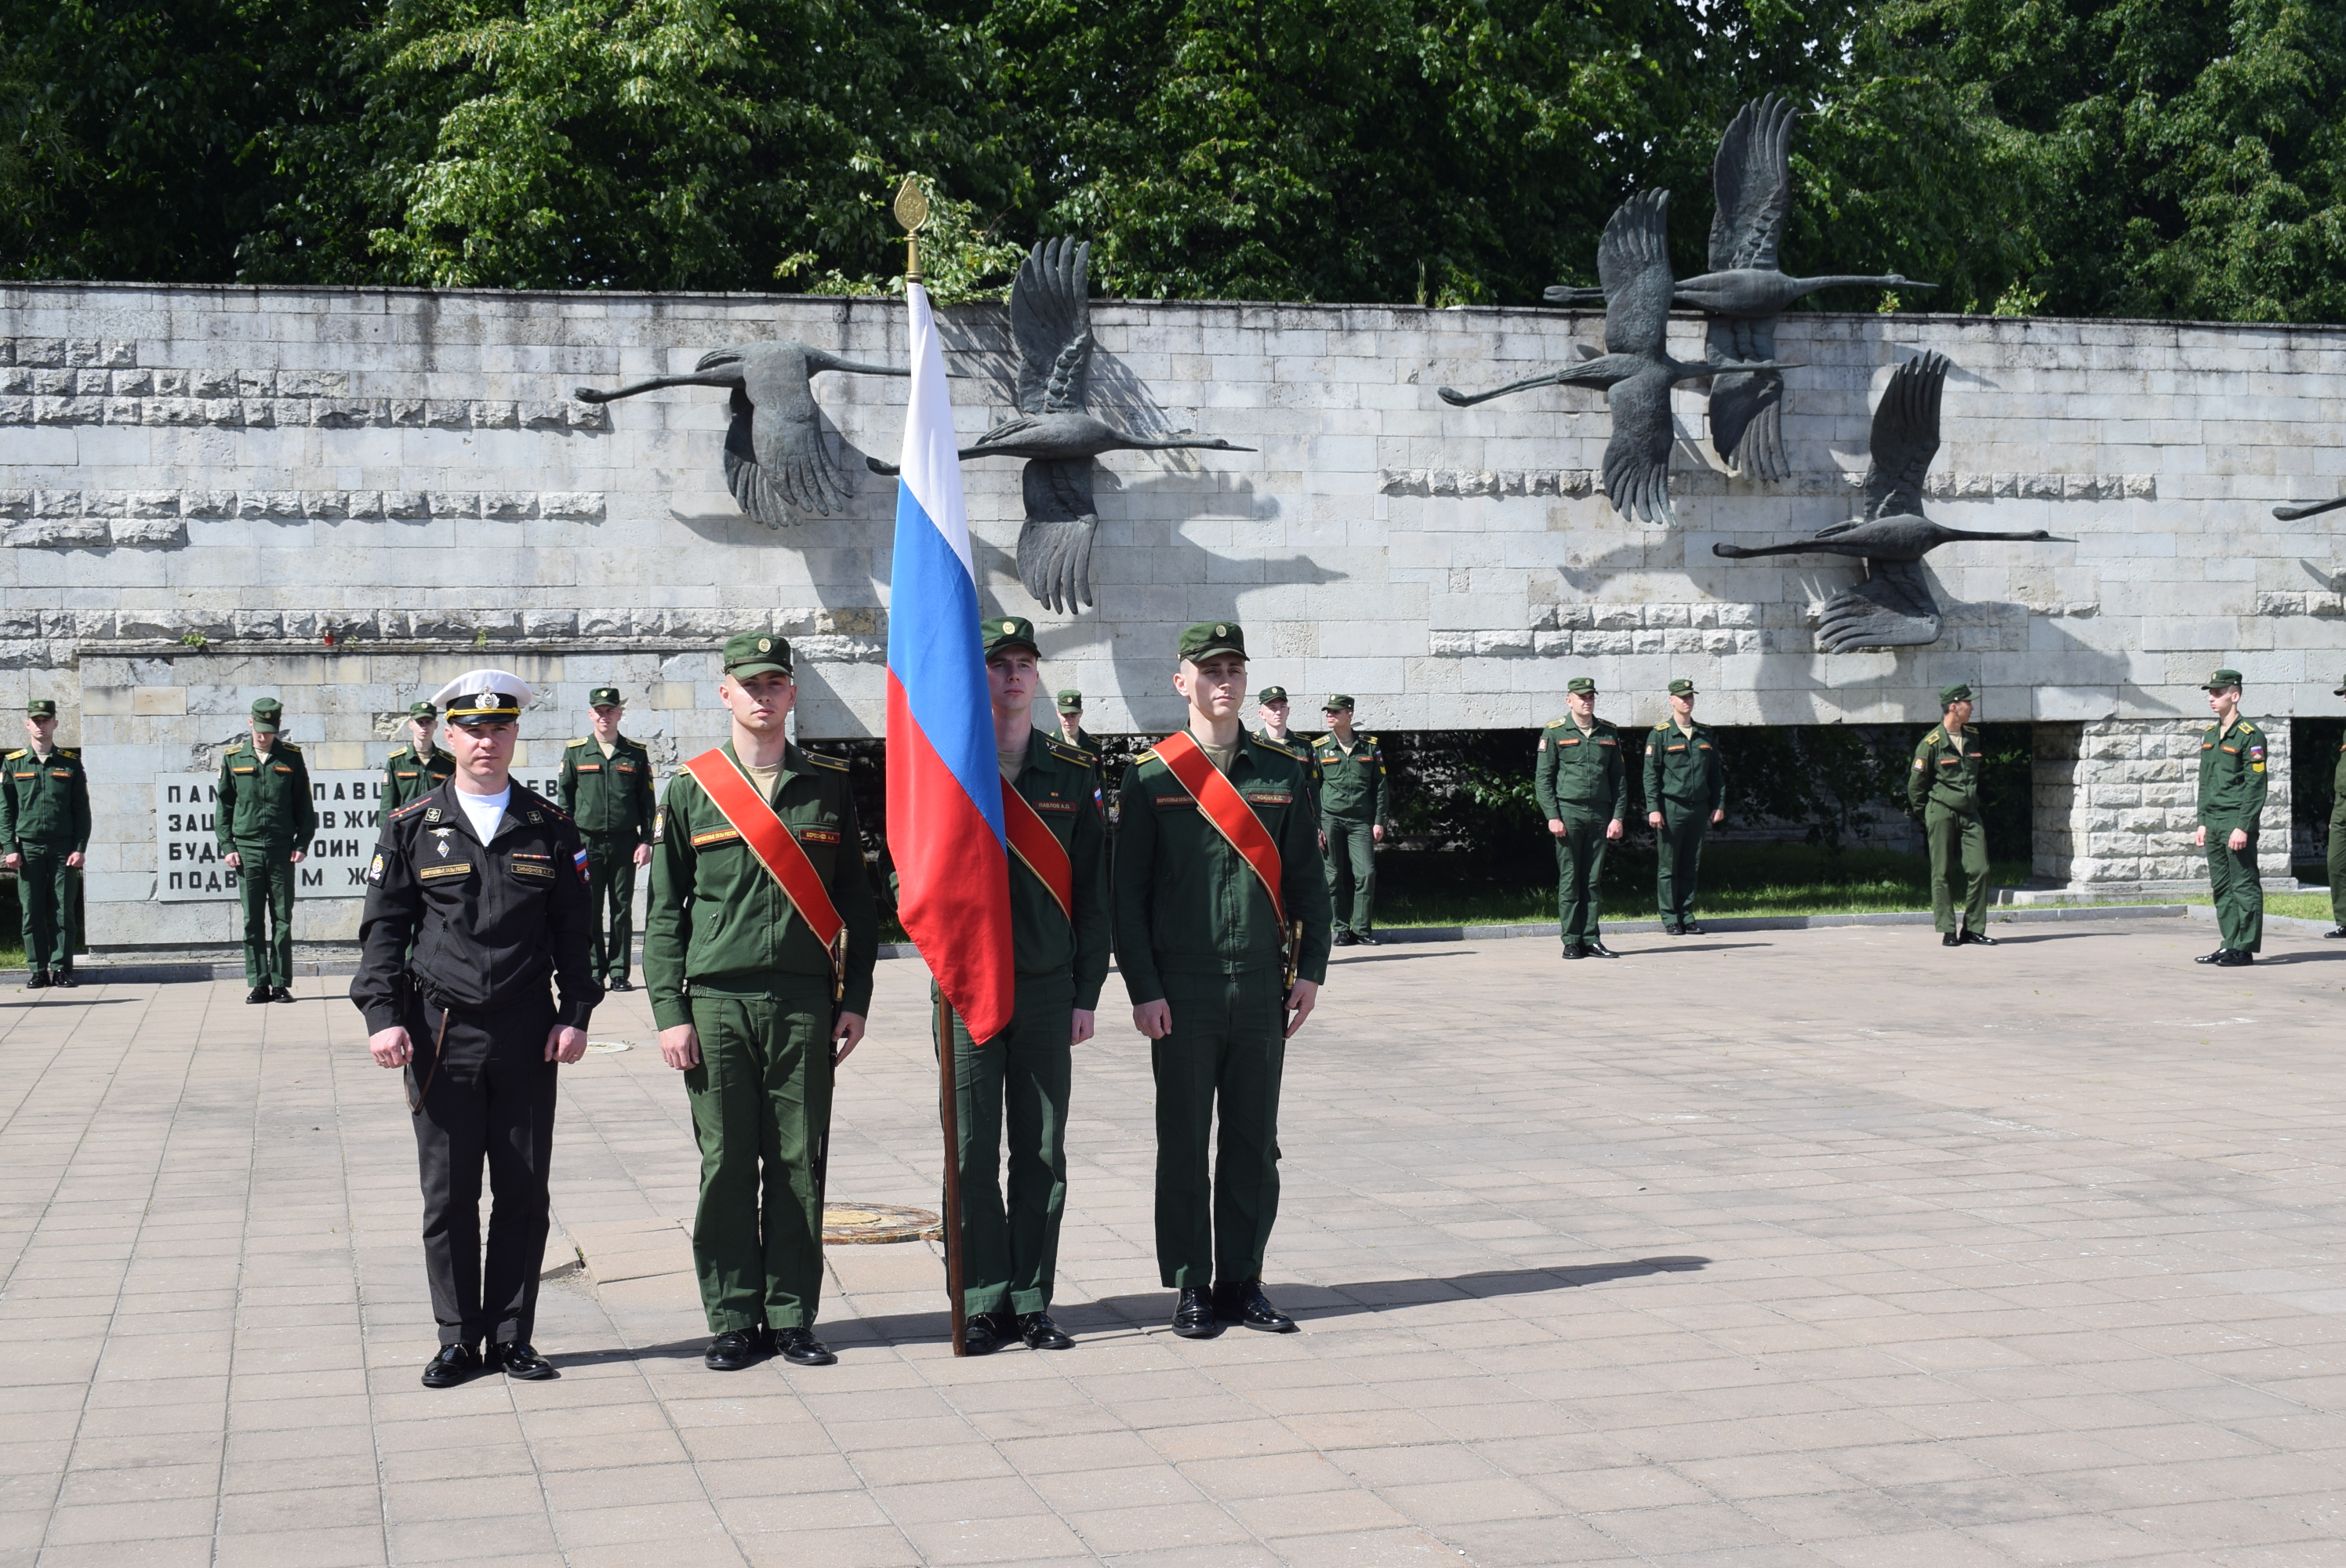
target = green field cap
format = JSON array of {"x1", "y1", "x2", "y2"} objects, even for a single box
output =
[
  {"x1": 1322, "y1": 695, "x2": 1354, "y2": 712},
  {"x1": 982, "y1": 615, "x2": 1040, "y2": 659},
  {"x1": 723, "y1": 632, "x2": 792, "y2": 679},
  {"x1": 1668, "y1": 678, "x2": 1695, "y2": 697},
  {"x1": 589, "y1": 687, "x2": 623, "y2": 707},
  {"x1": 1567, "y1": 677, "x2": 1596, "y2": 695},
  {"x1": 407, "y1": 700, "x2": 438, "y2": 722},
  {"x1": 2203, "y1": 668, "x2": 2243, "y2": 690},
  {"x1": 249, "y1": 697, "x2": 283, "y2": 733},
  {"x1": 26, "y1": 699, "x2": 56, "y2": 719},
  {"x1": 1939, "y1": 683, "x2": 1974, "y2": 704},
  {"x1": 1056, "y1": 689, "x2": 1083, "y2": 712},
  {"x1": 1259, "y1": 686, "x2": 1289, "y2": 704},
  {"x1": 1178, "y1": 622, "x2": 1247, "y2": 661}
]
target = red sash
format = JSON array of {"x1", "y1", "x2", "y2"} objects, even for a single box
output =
[
  {"x1": 1152, "y1": 731, "x2": 1285, "y2": 926},
  {"x1": 682, "y1": 749, "x2": 845, "y2": 958},
  {"x1": 1001, "y1": 781, "x2": 1073, "y2": 923}
]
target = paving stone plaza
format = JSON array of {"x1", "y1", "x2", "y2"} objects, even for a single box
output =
[{"x1": 5, "y1": 920, "x2": 2344, "y2": 1566}]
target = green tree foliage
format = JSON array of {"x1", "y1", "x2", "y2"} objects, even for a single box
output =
[{"x1": 4, "y1": 0, "x2": 2341, "y2": 321}]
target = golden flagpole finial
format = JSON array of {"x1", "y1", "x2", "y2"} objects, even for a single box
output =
[{"x1": 892, "y1": 176, "x2": 931, "y2": 286}]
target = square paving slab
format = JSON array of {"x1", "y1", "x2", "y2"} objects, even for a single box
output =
[{"x1": 2, "y1": 917, "x2": 2342, "y2": 1565}]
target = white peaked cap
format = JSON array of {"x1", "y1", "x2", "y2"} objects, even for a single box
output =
[{"x1": 428, "y1": 669, "x2": 535, "y2": 717}]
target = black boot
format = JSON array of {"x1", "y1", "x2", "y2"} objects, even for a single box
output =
[
  {"x1": 420, "y1": 1344, "x2": 481, "y2": 1388},
  {"x1": 1942, "y1": 932, "x2": 1960, "y2": 948},
  {"x1": 1213, "y1": 1281, "x2": 1298, "y2": 1333},
  {"x1": 1018, "y1": 1311, "x2": 1073, "y2": 1350},
  {"x1": 246, "y1": 984, "x2": 272, "y2": 1004},
  {"x1": 25, "y1": 971, "x2": 48, "y2": 990},
  {"x1": 1170, "y1": 1287, "x2": 1219, "y2": 1338},
  {"x1": 1958, "y1": 929, "x2": 1996, "y2": 946}
]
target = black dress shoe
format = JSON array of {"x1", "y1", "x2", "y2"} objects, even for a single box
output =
[
  {"x1": 1583, "y1": 941, "x2": 1619, "y2": 959},
  {"x1": 1942, "y1": 932, "x2": 1961, "y2": 947},
  {"x1": 1214, "y1": 1281, "x2": 1298, "y2": 1333},
  {"x1": 420, "y1": 1344, "x2": 482, "y2": 1388},
  {"x1": 1561, "y1": 942, "x2": 1585, "y2": 960},
  {"x1": 494, "y1": 1341, "x2": 557, "y2": 1380},
  {"x1": 1958, "y1": 929, "x2": 1997, "y2": 946},
  {"x1": 1332, "y1": 931, "x2": 1359, "y2": 947},
  {"x1": 2194, "y1": 949, "x2": 2228, "y2": 964},
  {"x1": 51, "y1": 970, "x2": 75, "y2": 988},
  {"x1": 703, "y1": 1330, "x2": 761, "y2": 1370},
  {"x1": 1019, "y1": 1311, "x2": 1073, "y2": 1350},
  {"x1": 1353, "y1": 932, "x2": 1380, "y2": 946},
  {"x1": 246, "y1": 985, "x2": 271, "y2": 1004},
  {"x1": 273, "y1": 985, "x2": 296, "y2": 1002},
  {"x1": 775, "y1": 1327, "x2": 836, "y2": 1366},
  {"x1": 1680, "y1": 921, "x2": 1705, "y2": 936},
  {"x1": 607, "y1": 978, "x2": 634, "y2": 992},
  {"x1": 24, "y1": 971, "x2": 48, "y2": 990},
  {"x1": 961, "y1": 1313, "x2": 1008, "y2": 1356},
  {"x1": 2215, "y1": 949, "x2": 2255, "y2": 967},
  {"x1": 2326, "y1": 927, "x2": 2346, "y2": 939},
  {"x1": 1171, "y1": 1287, "x2": 1219, "y2": 1338}
]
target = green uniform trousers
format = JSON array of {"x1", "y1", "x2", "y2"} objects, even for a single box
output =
[
  {"x1": 683, "y1": 979, "x2": 834, "y2": 1332},
  {"x1": 939, "y1": 973, "x2": 1073, "y2": 1318},
  {"x1": 1923, "y1": 804, "x2": 1990, "y2": 935},
  {"x1": 584, "y1": 833, "x2": 638, "y2": 983},
  {"x1": 1324, "y1": 816, "x2": 1377, "y2": 935},
  {"x1": 2208, "y1": 829, "x2": 2264, "y2": 953},
  {"x1": 1552, "y1": 811, "x2": 1610, "y2": 943},
  {"x1": 15, "y1": 844, "x2": 79, "y2": 973},
  {"x1": 1152, "y1": 967, "x2": 1285, "y2": 1290},
  {"x1": 235, "y1": 839, "x2": 297, "y2": 989},
  {"x1": 1654, "y1": 804, "x2": 1709, "y2": 927},
  {"x1": 2328, "y1": 815, "x2": 2345, "y2": 927}
]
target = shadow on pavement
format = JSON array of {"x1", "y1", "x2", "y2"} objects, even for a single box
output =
[
  {"x1": 1327, "y1": 949, "x2": 1475, "y2": 965},
  {"x1": 1624, "y1": 942, "x2": 1772, "y2": 956},
  {"x1": 547, "y1": 1338, "x2": 716, "y2": 1368},
  {"x1": 0, "y1": 997, "x2": 140, "y2": 1007}
]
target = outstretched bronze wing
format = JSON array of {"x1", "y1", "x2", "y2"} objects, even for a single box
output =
[
  {"x1": 1817, "y1": 559, "x2": 1941, "y2": 652},
  {"x1": 1705, "y1": 314, "x2": 1786, "y2": 482},
  {"x1": 1018, "y1": 459, "x2": 1097, "y2": 614},
  {"x1": 1011, "y1": 239, "x2": 1093, "y2": 417},
  {"x1": 1864, "y1": 352, "x2": 1948, "y2": 521},
  {"x1": 1708, "y1": 95, "x2": 1796, "y2": 274},
  {"x1": 1597, "y1": 191, "x2": 1675, "y2": 360}
]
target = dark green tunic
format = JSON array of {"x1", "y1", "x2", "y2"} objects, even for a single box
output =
[
  {"x1": 1643, "y1": 720, "x2": 1725, "y2": 927},
  {"x1": 1533, "y1": 716, "x2": 1625, "y2": 944},
  {"x1": 2, "y1": 746, "x2": 90, "y2": 973},
  {"x1": 2198, "y1": 717, "x2": 2268, "y2": 953},
  {"x1": 382, "y1": 744, "x2": 456, "y2": 811},
  {"x1": 217, "y1": 738, "x2": 319, "y2": 990}
]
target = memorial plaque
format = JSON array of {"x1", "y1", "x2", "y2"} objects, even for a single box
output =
[{"x1": 153, "y1": 771, "x2": 565, "y2": 901}]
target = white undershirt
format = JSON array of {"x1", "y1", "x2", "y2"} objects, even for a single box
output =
[{"x1": 455, "y1": 786, "x2": 510, "y2": 844}]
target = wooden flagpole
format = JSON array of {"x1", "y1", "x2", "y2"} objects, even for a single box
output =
[{"x1": 937, "y1": 993, "x2": 968, "y2": 1356}]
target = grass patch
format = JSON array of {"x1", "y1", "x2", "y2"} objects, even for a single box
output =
[{"x1": 2184, "y1": 891, "x2": 2336, "y2": 924}]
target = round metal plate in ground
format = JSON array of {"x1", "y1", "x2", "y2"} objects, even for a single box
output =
[{"x1": 823, "y1": 1203, "x2": 942, "y2": 1244}]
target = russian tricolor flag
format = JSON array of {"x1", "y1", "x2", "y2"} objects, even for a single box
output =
[{"x1": 886, "y1": 283, "x2": 1015, "y2": 1041}]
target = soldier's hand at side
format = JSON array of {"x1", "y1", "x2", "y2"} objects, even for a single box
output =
[
  {"x1": 1647, "y1": 811, "x2": 1664, "y2": 829},
  {"x1": 1133, "y1": 1000, "x2": 1171, "y2": 1039},
  {"x1": 65, "y1": 851, "x2": 83, "y2": 868},
  {"x1": 224, "y1": 851, "x2": 242, "y2": 869},
  {"x1": 2, "y1": 852, "x2": 16, "y2": 871},
  {"x1": 633, "y1": 844, "x2": 652, "y2": 867},
  {"x1": 2228, "y1": 828, "x2": 2248, "y2": 851},
  {"x1": 1605, "y1": 818, "x2": 1624, "y2": 842},
  {"x1": 1070, "y1": 1009, "x2": 1095, "y2": 1047},
  {"x1": 659, "y1": 1024, "x2": 702, "y2": 1071},
  {"x1": 546, "y1": 1025, "x2": 586, "y2": 1064},
  {"x1": 2194, "y1": 825, "x2": 2207, "y2": 848},
  {"x1": 1284, "y1": 978, "x2": 1319, "y2": 1039},
  {"x1": 832, "y1": 1011, "x2": 867, "y2": 1065},
  {"x1": 1317, "y1": 831, "x2": 1326, "y2": 852},
  {"x1": 289, "y1": 849, "x2": 306, "y2": 863},
  {"x1": 1371, "y1": 824, "x2": 1384, "y2": 844},
  {"x1": 1547, "y1": 818, "x2": 1565, "y2": 837},
  {"x1": 369, "y1": 1026, "x2": 413, "y2": 1069},
  {"x1": 1712, "y1": 809, "x2": 1724, "y2": 825}
]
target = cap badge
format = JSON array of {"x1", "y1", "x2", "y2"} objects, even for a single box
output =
[
  {"x1": 758, "y1": 638, "x2": 771, "y2": 652},
  {"x1": 1215, "y1": 625, "x2": 1228, "y2": 637}
]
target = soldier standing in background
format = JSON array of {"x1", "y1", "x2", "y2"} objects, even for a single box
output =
[
  {"x1": 2194, "y1": 669, "x2": 2267, "y2": 967},
  {"x1": 352, "y1": 670, "x2": 599, "y2": 1388},
  {"x1": 1055, "y1": 691, "x2": 1103, "y2": 765},
  {"x1": 560, "y1": 688, "x2": 657, "y2": 992},
  {"x1": 383, "y1": 701, "x2": 456, "y2": 811},
  {"x1": 1114, "y1": 622, "x2": 1332, "y2": 1339},
  {"x1": 218, "y1": 698, "x2": 317, "y2": 1004},
  {"x1": 2328, "y1": 675, "x2": 2346, "y2": 940},
  {"x1": 1534, "y1": 678, "x2": 1626, "y2": 959},
  {"x1": 1642, "y1": 680, "x2": 1727, "y2": 936},
  {"x1": 645, "y1": 633, "x2": 879, "y2": 1371},
  {"x1": 1906, "y1": 684, "x2": 1995, "y2": 949},
  {"x1": 2, "y1": 699, "x2": 90, "y2": 989},
  {"x1": 1253, "y1": 688, "x2": 1306, "y2": 757},
  {"x1": 1310, "y1": 698, "x2": 1389, "y2": 946}
]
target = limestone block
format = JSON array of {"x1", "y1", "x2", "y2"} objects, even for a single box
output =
[
  {"x1": 481, "y1": 492, "x2": 537, "y2": 521},
  {"x1": 111, "y1": 519, "x2": 187, "y2": 547},
  {"x1": 313, "y1": 399, "x2": 379, "y2": 428},
  {"x1": 525, "y1": 610, "x2": 579, "y2": 637},
  {"x1": 540, "y1": 492, "x2": 605, "y2": 521},
  {"x1": 0, "y1": 397, "x2": 27, "y2": 424},
  {"x1": 383, "y1": 492, "x2": 430, "y2": 521},
  {"x1": 3, "y1": 517, "x2": 107, "y2": 548},
  {"x1": 427, "y1": 492, "x2": 481, "y2": 520}
]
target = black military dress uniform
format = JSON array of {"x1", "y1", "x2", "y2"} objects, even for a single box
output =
[{"x1": 350, "y1": 677, "x2": 601, "y2": 1388}]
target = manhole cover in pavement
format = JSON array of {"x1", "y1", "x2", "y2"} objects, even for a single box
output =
[
  {"x1": 823, "y1": 1203, "x2": 942, "y2": 1244},
  {"x1": 585, "y1": 1040, "x2": 631, "y2": 1053}
]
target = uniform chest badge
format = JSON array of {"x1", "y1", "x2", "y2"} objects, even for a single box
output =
[{"x1": 433, "y1": 829, "x2": 453, "y2": 858}]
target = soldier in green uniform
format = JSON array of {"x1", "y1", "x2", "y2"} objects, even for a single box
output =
[
  {"x1": 1534, "y1": 677, "x2": 1628, "y2": 958},
  {"x1": 383, "y1": 701, "x2": 456, "y2": 811},
  {"x1": 645, "y1": 633, "x2": 879, "y2": 1370},
  {"x1": 2328, "y1": 674, "x2": 2346, "y2": 940},
  {"x1": 2, "y1": 699, "x2": 91, "y2": 988},
  {"x1": 1055, "y1": 690, "x2": 1103, "y2": 764},
  {"x1": 1643, "y1": 679, "x2": 1727, "y2": 936},
  {"x1": 1253, "y1": 686, "x2": 1306, "y2": 757},
  {"x1": 2194, "y1": 669, "x2": 2267, "y2": 967},
  {"x1": 943, "y1": 616, "x2": 1110, "y2": 1354},
  {"x1": 217, "y1": 698, "x2": 318, "y2": 1004},
  {"x1": 560, "y1": 688, "x2": 657, "y2": 992},
  {"x1": 1115, "y1": 622, "x2": 1333, "y2": 1338},
  {"x1": 1310, "y1": 697, "x2": 1389, "y2": 946},
  {"x1": 1907, "y1": 684, "x2": 1995, "y2": 947}
]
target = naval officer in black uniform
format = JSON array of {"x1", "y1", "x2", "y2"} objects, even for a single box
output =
[{"x1": 351, "y1": 669, "x2": 602, "y2": 1388}]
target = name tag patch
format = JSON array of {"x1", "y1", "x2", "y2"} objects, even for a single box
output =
[
  {"x1": 797, "y1": 827, "x2": 841, "y2": 845},
  {"x1": 1245, "y1": 791, "x2": 1294, "y2": 806},
  {"x1": 510, "y1": 861, "x2": 556, "y2": 880},
  {"x1": 419, "y1": 862, "x2": 472, "y2": 881},
  {"x1": 692, "y1": 827, "x2": 743, "y2": 848},
  {"x1": 1035, "y1": 800, "x2": 1078, "y2": 814}
]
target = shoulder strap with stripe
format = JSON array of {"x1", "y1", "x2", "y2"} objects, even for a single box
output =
[
  {"x1": 681, "y1": 750, "x2": 846, "y2": 975},
  {"x1": 1153, "y1": 731, "x2": 1285, "y2": 927}
]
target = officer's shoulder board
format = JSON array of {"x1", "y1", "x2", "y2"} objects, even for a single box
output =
[
  {"x1": 57, "y1": 748, "x2": 78, "y2": 760},
  {"x1": 1923, "y1": 729, "x2": 1944, "y2": 746},
  {"x1": 2, "y1": 749, "x2": 21, "y2": 760},
  {"x1": 387, "y1": 745, "x2": 410, "y2": 761},
  {"x1": 567, "y1": 736, "x2": 590, "y2": 748},
  {"x1": 1044, "y1": 736, "x2": 1095, "y2": 768},
  {"x1": 278, "y1": 739, "x2": 302, "y2": 753},
  {"x1": 799, "y1": 750, "x2": 849, "y2": 773},
  {"x1": 388, "y1": 796, "x2": 434, "y2": 823},
  {"x1": 1247, "y1": 733, "x2": 1299, "y2": 763},
  {"x1": 2238, "y1": 721, "x2": 2261, "y2": 736}
]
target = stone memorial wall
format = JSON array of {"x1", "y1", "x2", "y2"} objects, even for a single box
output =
[{"x1": 2, "y1": 281, "x2": 2341, "y2": 943}]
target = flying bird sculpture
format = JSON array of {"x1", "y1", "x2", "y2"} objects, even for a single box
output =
[
  {"x1": 1439, "y1": 190, "x2": 1795, "y2": 524},
  {"x1": 575, "y1": 341, "x2": 913, "y2": 524},
  {"x1": 1546, "y1": 96, "x2": 1937, "y2": 481},
  {"x1": 1711, "y1": 352, "x2": 2067, "y2": 652},
  {"x1": 870, "y1": 238, "x2": 1255, "y2": 613},
  {"x1": 2275, "y1": 495, "x2": 2346, "y2": 521}
]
